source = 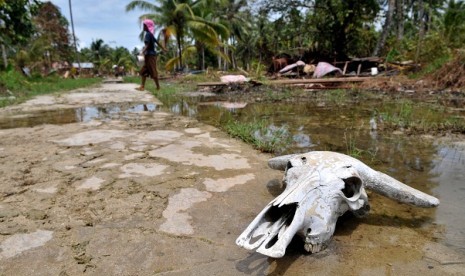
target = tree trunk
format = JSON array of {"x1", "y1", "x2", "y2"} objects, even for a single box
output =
[
  {"x1": 415, "y1": 0, "x2": 425, "y2": 62},
  {"x1": 396, "y1": 0, "x2": 404, "y2": 41},
  {"x1": 202, "y1": 47, "x2": 205, "y2": 71},
  {"x1": 223, "y1": 44, "x2": 228, "y2": 71},
  {"x1": 231, "y1": 37, "x2": 237, "y2": 70},
  {"x1": 1, "y1": 44, "x2": 7, "y2": 69},
  {"x1": 218, "y1": 46, "x2": 222, "y2": 70},
  {"x1": 176, "y1": 34, "x2": 183, "y2": 70},
  {"x1": 373, "y1": 0, "x2": 396, "y2": 56},
  {"x1": 194, "y1": 41, "x2": 203, "y2": 70}
]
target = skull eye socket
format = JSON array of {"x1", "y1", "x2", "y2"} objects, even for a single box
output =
[
  {"x1": 286, "y1": 161, "x2": 293, "y2": 171},
  {"x1": 341, "y1": 176, "x2": 362, "y2": 198}
]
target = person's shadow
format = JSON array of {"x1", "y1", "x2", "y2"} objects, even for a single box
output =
[{"x1": 235, "y1": 235, "x2": 336, "y2": 275}]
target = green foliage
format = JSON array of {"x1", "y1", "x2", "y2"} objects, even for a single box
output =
[
  {"x1": 3, "y1": 0, "x2": 463, "y2": 80},
  {"x1": 444, "y1": 0, "x2": 465, "y2": 48},
  {"x1": 33, "y1": 2, "x2": 72, "y2": 63},
  {"x1": 0, "y1": 1, "x2": 74, "y2": 74},
  {"x1": 257, "y1": 0, "x2": 379, "y2": 59},
  {"x1": 0, "y1": 0, "x2": 39, "y2": 45},
  {"x1": 79, "y1": 40, "x2": 136, "y2": 75},
  {"x1": 126, "y1": 0, "x2": 228, "y2": 70},
  {"x1": 410, "y1": 55, "x2": 451, "y2": 79},
  {"x1": 415, "y1": 31, "x2": 450, "y2": 64}
]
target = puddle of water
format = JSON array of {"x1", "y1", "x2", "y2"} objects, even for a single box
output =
[
  {"x1": 0, "y1": 103, "x2": 159, "y2": 129},
  {"x1": 431, "y1": 144, "x2": 465, "y2": 253},
  {"x1": 160, "y1": 95, "x2": 465, "y2": 253}
]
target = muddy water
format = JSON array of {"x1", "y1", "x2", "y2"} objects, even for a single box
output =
[
  {"x1": 159, "y1": 96, "x2": 465, "y2": 254},
  {"x1": 431, "y1": 143, "x2": 465, "y2": 254},
  {"x1": 0, "y1": 102, "x2": 159, "y2": 129}
]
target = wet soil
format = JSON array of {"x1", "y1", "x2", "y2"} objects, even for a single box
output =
[{"x1": 0, "y1": 82, "x2": 464, "y2": 275}]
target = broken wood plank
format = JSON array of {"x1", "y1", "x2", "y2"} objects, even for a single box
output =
[
  {"x1": 197, "y1": 76, "x2": 378, "y2": 88},
  {"x1": 268, "y1": 77, "x2": 367, "y2": 85}
]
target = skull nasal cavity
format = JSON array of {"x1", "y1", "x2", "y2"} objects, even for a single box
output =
[
  {"x1": 341, "y1": 177, "x2": 362, "y2": 198},
  {"x1": 265, "y1": 204, "x2": 297, "y2": 223}
]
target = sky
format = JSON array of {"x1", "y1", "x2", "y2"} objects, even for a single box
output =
[{"x1": 49, "y1": 0, "x2": 145, "y2": 51}]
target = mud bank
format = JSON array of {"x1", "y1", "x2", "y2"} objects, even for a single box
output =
[{"x1": 0, "y1": 83, "x2": 464, "y2": 275}]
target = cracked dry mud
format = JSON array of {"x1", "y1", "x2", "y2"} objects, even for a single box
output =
[{"x1": 0, "y1": 83, "x2": 464, "y2": 275}]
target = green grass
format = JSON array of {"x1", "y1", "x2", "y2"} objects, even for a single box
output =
[
  {"x1": 0, "y1": 69, "x2": 101, "y2": 107},
  {"x1": 223, "y1": 118, "x2": 292, "y2": 153},
  {"x1": 378, "y1": 99, "x2": 465, "y2": 133},
  {"x1": 326, "y1": 89, "x2": 348, "y2": 105},
  {"x1": 344, "y1": 131, "x2": 364, "y2": 158},
  {"x1": 409, "y1": 55, "x2": 451, "y2": 79}
]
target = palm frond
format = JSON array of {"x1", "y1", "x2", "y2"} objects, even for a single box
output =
[
  {"x1": 126, "y1": 0, "x2": 157, "y2": 12},
  {"x1": 165, "y1": 56, "x2": 180, "y2": 70},
  {"x1": 174, "y1": 3, "x2": 196, "y2": 17}
]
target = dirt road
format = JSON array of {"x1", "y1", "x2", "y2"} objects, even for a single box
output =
[{"x1": 0, "y1": 82, "x2": 463, "y2": 275}]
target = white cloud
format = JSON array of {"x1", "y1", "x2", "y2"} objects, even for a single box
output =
[{"x1": 49, "y1": 0, "x2": 145, "y2": 50}]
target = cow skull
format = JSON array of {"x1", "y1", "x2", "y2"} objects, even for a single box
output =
[{"x1": 236, "y1": 151, "x2": 439, "y2": 258}]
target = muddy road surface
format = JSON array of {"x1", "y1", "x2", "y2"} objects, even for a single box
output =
[{"x1": 0, "y1": 82, "x2": 464, "y2": 275}]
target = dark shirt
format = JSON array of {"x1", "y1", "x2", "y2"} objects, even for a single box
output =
[{"x1": 144, "y1": 32, "x2": 158, "y2": 56}]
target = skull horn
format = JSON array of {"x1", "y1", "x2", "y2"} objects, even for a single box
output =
[
  {"x1": 361, "y1": 169, "x2": 439, "y2": 207},
  {"x1": 268, "y1": 152, "x2": 439, "y2": 208},
  {"x1": 268, "y1": 154, "x2": 296, "y2": 171}
]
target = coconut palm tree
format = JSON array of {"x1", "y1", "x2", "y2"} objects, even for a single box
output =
[
  {"x1": 126, "y1": 0, "x2": 228, "y2": 70},
  {"x1": 444, "y1": 0, "x2": 465, "y2": 48},
  {"x1": 214, "y1": 0, "x2": 250, "y2": 70}
]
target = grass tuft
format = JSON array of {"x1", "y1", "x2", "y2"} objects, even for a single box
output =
[{"x1": 223, "y1": 119, "x2": 292, "y2": 153}]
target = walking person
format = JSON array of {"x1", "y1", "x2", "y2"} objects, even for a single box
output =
[{"x1": 136, "y1": 19, "x2": 166, "y2": 91}]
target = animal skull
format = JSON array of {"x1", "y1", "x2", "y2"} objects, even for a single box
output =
[{"x1": 236, "y1": 151, "x2": 439, "y2": 258}]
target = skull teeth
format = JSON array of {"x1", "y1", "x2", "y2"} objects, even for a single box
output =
[{"x1": 304, "y1": 243, "x2": 323, "y2": 253}]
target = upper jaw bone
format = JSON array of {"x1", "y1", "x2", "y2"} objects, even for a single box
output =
[{"x1": 236, "y1": 168, "x2": 348, "y2": 257}]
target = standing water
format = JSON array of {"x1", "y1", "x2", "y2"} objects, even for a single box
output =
[{"x1": 160, "y1": 93, "x2": 465, "y2": 254}]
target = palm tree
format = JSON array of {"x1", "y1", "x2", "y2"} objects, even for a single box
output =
[
  {"x1": 126, "y1": 0, "x2": 228, "y2": 70},
  {"x1": 214, "y1": 0, "x2": 249, "y2": 70},
  {"x1": 444, "y1": 0, "x2": 465, "y2": 48}
]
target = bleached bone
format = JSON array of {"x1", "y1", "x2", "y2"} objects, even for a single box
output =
[{"x1": 236, "y1": 151, "x2": 439, "y2": 258}]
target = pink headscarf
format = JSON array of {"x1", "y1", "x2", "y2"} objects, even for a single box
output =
[{"x1": 143, "y1": 19, "x2": 155, "y2": 34}]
